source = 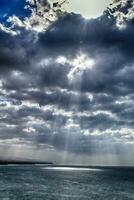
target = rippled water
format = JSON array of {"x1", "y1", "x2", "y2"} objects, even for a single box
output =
[{"x1": 0, "y1": 166, "x2": 134, "y2": 200}]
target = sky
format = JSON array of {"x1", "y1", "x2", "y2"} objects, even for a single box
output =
[{"x1": 0, "y1": 0, "x2": 134, "y2": 166}]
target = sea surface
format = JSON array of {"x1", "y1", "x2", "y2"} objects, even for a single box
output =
[{"x1": 0, "y1": 166, "x2": 134, "y2": 200}]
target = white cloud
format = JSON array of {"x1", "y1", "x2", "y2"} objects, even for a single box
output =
[
  {"x1": 5, "y1": 0, "x2": 67, "y2": 33},
  {"x1": 109, "y1": 0, "x2": 134, "y2": 28}
]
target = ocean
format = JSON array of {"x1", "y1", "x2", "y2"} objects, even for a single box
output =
[{"x1": 0, "y1": 166, "x2": 134, "y2": 200}]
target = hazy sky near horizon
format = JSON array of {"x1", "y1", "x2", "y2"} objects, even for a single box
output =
[{"x1": 1, "y1": 0, "x2": 134, "y2": 166}]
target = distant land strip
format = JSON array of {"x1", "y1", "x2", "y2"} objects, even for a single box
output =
[{"x1": 0, "y1": 160, "x2": 53, "y2": 165}]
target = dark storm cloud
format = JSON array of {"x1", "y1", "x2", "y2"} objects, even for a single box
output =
[
  {"x1": 39, "y1": 12, "x2": 134, "y2": 56},
  {"x1": 37, "y1": 12, "x2": 134, "y2": 98},
  {"x1": 0, "y1": 31, "x2": 27, "y2": 73},
  {"x1": 1, "y1": 2, "x2": 134, "y2": 156},
  {"x1": 38, "y1": 63, "x2": 69, "y2": 88}
]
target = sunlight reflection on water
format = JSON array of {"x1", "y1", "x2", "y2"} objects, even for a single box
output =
[{"x1": 42, "y1": 167, "x2": 103, "y2": 171}]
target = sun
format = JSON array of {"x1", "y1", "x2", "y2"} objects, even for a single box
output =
[{"x1": 64, "y1": 0, "x2": 109, "y2": 19}]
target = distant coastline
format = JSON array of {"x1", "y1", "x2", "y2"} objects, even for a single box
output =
[{"x1": 0, "y1": 160, "x2": 53, "y2": 165}]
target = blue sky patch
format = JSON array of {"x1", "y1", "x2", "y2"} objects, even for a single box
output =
[{"x1": 0, "y1": 0, "x2": 31, "y2": 25}]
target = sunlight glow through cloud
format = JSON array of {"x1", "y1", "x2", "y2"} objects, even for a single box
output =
[
  {"x1": 68, "y1": 53, "x2": 95, "y2": 80},
  {"x1": 56, "y1": 53, "x2": 95, "y2": 80}
]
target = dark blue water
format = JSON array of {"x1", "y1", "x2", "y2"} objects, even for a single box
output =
[{"x1": 0, "y1": 166, "x2": 134, "y2": 200}]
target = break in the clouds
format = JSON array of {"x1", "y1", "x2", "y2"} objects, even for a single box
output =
[{"x1": 0, "y1": 0, "x2": 134, "y2": 165}]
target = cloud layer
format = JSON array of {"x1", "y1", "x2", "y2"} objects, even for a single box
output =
[{"x1": 0, "y1": 0, "x2": 134, "y2": 163}]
